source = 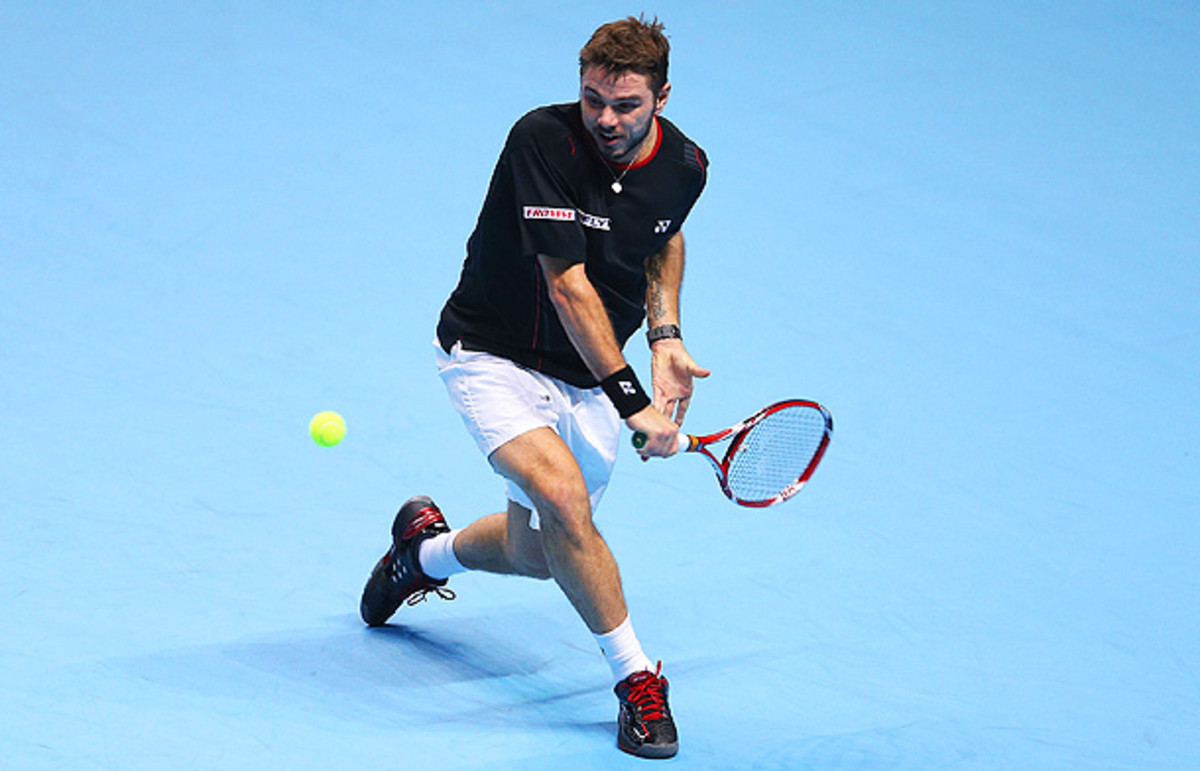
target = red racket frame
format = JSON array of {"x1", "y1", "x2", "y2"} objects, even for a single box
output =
[{"x1": 678, "y1": 399, "x2": 833, "y2": 507}]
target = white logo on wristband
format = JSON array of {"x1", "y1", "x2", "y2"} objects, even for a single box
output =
[{"x1": 619, "y1": 381, "x2": 637, "y2": 395}]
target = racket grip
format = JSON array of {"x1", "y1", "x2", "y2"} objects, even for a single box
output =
[{"x1": 631, "y1": 431, "x2": 691, "y2": 454}]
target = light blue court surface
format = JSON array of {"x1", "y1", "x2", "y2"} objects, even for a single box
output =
[{"x1": 2, "y1": 2, "x2": 1198, "y2": 768}]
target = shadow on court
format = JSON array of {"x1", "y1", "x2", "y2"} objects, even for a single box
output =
[{"x1": 98, "y1": 615, "x2": 613, "y2": 736}]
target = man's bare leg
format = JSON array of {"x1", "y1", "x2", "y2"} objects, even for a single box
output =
[
  {"x1": 408, "y1": 426, "x2": 669, "y2": 756},
  {"x1": 452, "y1": 502, "x2": 550, "y2": 579},
  {"x1": 467, "y1": 426, "x2": 628, "y2": 634}
]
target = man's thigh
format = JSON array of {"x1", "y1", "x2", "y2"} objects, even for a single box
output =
[{"x1": 489, "y1": 425, "x2": 589, "y2": 512}]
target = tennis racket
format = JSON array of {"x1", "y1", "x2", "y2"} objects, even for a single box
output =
[{"x1": 632, "y1": 399, "x2": 833, "y2": 507}]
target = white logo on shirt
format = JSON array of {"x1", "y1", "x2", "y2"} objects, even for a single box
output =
[
  {"x1": 523, "y1": 206, "x2": 611, "y2": 230},
  {"x1": 524, "y1": 206, "x2": 576, "y2": 221},
  {"x1": 577, "y1": 210, "x2": 611, "y2": 231},
  {"x1": 655, "y1": 220, "x2": 672, "y2": 234}
]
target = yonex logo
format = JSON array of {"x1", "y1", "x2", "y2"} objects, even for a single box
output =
[
  {"x1": 655, "y1": 220, "x2": 671, "y2": 234},
  {"x1": 619, "y1": 381, "x2": 637, "y2": 395},
  {"x1": 524, "y1": 206, "x2": 576, "y2": 221}
]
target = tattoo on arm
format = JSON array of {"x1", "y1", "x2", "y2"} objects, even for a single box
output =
[{"x1": 646, "y1": 252, "x2": 667, "y2": 324}]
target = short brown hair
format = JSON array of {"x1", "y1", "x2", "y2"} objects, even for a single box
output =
[{"x1": 579, "y1": 16, "x2": 670, "y2": 94}]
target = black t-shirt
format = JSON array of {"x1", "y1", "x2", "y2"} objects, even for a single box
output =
[{"x1": 436, "y1": 102, "x2": 708, "y2": 388}]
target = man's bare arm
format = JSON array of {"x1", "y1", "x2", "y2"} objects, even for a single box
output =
[{"x1": 537, "y1": 254, "x2": 679, "y2": 456}]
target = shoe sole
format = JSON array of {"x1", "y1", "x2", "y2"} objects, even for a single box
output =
[{"x1": 618, "y1": 739, "x2": 678, "y2": 759}]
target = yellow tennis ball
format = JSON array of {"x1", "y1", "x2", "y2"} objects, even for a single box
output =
[{"x1": 309, "y1": 411, "x2": 346, "y2": 447}]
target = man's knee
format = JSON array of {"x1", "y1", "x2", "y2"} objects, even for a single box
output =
[
  {"x1": 511, "y1": 547, "x2": 553, "y2": 580},
  {"x1": 506, "y1": 501, "x2": 553, "y2": 580},
  {"x1": 491, "y1": 427, "x2": 596, "y2": 547},
  {"x1": 508, "y1": 528, "x2": 553, "y2": 580},
  {"x1": 528, "y1": 480, "x2": 594, "y2": 540}
]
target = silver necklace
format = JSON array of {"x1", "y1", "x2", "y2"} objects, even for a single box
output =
[
  {"x1": 607, "y1": 163, "x2": 632, "y2": 194},
  {"x1": 603, "y1": 119, "x2": 659, "y2": 194}
]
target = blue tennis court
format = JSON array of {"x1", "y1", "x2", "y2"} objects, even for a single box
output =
[{"x1": 2, "y1": 2, "x2": 1197, "y2": 768}]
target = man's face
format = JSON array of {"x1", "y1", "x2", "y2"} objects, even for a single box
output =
[{"x1": 580, "y1": 65, "x2": 669, "y2": 164}]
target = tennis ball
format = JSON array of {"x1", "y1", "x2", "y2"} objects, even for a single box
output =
[{"x1": 309, "y1": 411, "x2": 346, "y2": 447}]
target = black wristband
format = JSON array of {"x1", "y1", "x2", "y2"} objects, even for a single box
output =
[
  {"x1": 646, "y1": 324, "x2": 682, "y2": 344},
  {"x1": 599, "y1": 365, "x2": 651, "y2": 419}
]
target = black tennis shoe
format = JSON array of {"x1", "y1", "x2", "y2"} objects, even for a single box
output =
[
  {"x1": 614, "y1": 662, "x2": 678, "y2": 758},
  {"x1": 359, "y1": 495, "x2": 455, "y2": 627}
]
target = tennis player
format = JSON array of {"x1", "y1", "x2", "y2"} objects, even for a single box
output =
[{"x1": 360, "y1": 16, "x2": 709, "y2": 758}]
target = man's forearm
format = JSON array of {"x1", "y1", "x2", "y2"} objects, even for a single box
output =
[
  {"x1": 538, "y1": 254, "x2": 627, "y2": 381},
  {"x1": 645, "y1": 232, "x2": 685, "y2": 329}
]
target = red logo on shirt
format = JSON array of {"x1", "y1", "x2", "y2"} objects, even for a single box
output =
[{"x1": 523, "y1": 206, "x2": 576, "y2": 221}]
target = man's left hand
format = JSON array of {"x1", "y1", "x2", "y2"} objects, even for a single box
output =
[{"x1": 650, "y1": 339, "x2": 710, "y2": 425}]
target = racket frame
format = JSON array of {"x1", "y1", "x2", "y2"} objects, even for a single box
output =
[{"x1": 679, "y1": 399, "x2": 833, "y2": 507}]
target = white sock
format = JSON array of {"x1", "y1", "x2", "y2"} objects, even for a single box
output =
[
  {"x1": 417, "y1": 530, "x2": 467, "y2": 580},
  {"x1": 594, "y1": 615, "x2": 655, "y2": 683}
]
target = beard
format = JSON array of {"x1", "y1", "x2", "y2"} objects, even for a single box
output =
[{"x1": 592, "y1": 117, "x2": 654, "y2": 163}]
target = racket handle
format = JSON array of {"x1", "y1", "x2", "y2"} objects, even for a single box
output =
[{"x1": 631, "y1": 431, "x2": 691, "y2": 454}]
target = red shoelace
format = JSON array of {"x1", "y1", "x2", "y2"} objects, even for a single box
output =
[{"x1": 624, "y1": 662, "x2": 668, "y2": 721}]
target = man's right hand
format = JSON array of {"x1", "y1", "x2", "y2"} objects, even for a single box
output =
[{"x1": 626, "y1": 405, "x2": 680, "y2": 460}]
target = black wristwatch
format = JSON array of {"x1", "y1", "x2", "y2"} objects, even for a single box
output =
[{"x1": 646, "y1": 324, "x2": 682, "y2": 344}]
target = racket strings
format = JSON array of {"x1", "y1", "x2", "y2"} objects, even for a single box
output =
[{"x1": 725, "y1": 406, "x2": 829, "y2": 503}]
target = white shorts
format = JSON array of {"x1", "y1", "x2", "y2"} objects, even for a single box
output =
[{"x1": 434, "y1": 340, "x2": 621, "y2": 527}]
